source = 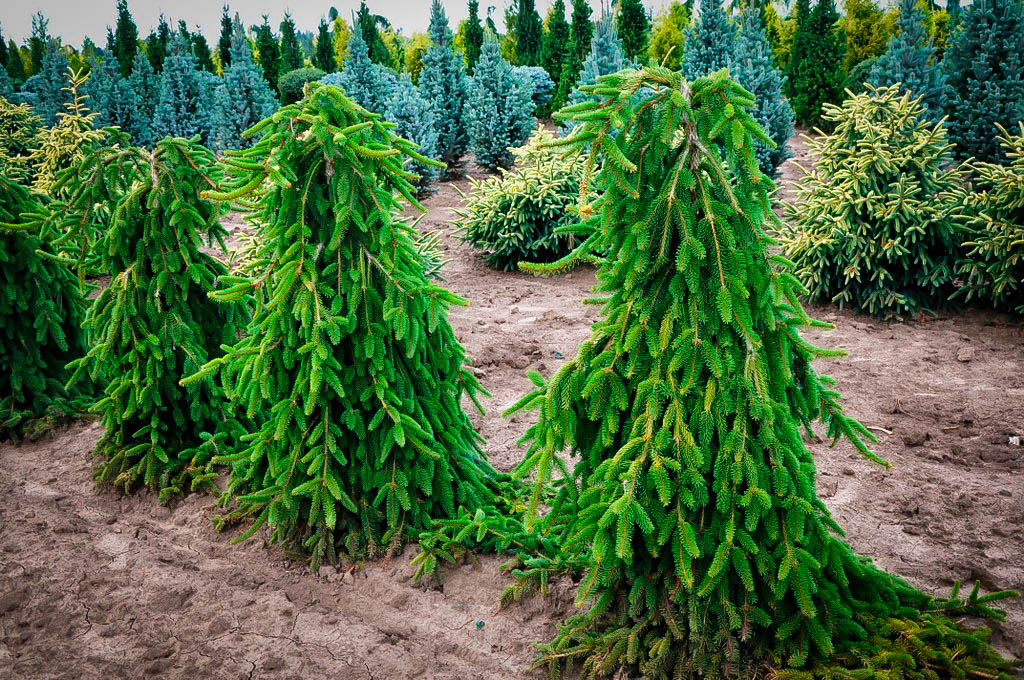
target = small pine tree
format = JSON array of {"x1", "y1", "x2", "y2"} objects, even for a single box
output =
[
  {"x1": 184, "y1": 83, "x2": 502, "y2": 568},
  {"x1": 0, "y1": 65, "x2": 12, "y2": 100},
  {"x1": 788, "y1": 0, "x2": 846, "y2": 127},
  {"x1": 733, "y1": 6, "x2": 795, "y2": 177},
  {"x1": 112, "y1": 0, "x2": 138, "y2": 77},
  {"x1": 212, "y1": 15, "x2": 278, "y2": 151},
  {"x1": 553, "y1": 0, "x2": 595, "y2": 109},
  {"x1": 152, "y1": 33, "x2": 213, "y2": 145},
  {"x1": 956, "y1": 123, "x2": 1024, "y2": 314},
  {"x1": 62, "y1": 137, "x2": 248, "y2": 500},
  {"x1": 514, "y1": 65, "x2": 556, "y2": 111},
  {"x1": 29, "y1": 13, "x2": 49, "y2": 76},
  {"x1": 357, "y1": 1, "x2": 391, "y2": 66},
  {"x1": 217, "y1": 5, "x2": 233, "y2": 70},
  {"x1": 254, "y1": 16, "x2": 281, "y2": 93},
  {"x1": 6, "y1": 40, "x2": 27, "y2": 89},
  {"x1": 0, "y1": 98, "x2": 41, "y2": 183},
  {"x1": 541, "y1": 0, "x2": 571, "y2": 100},
  {"x1": 279, "y1": 12, "x2": 304, "y2": 73},
  {"x1": 419, "y1": 0, "x2": 469, "y2": 173},
  {"x1": 466, "y1": 37, "x2": 535, "y2": 170},
  {"x1": 24, "y1": 39, "x2": 71, "y2": 125},
  {"x1": 617, "y1": 0, "x2": 649, "y2": 62},
  {"x1": 146, "y1": 15, "x2": 172, "y2": 73},
  {"x1": 86, "y1": 56, "x2": 149, "y2": 146},
  {"x1": 681, "y1": 0, "x2": 737, "y2": 80},
  {"x1": 567, "y1": 13, "x2": 627, "y2": 110},
  {"x1": 127, "y1": 50, "x2": 157, "y2": 142},
  {"x1": 648, "y1": 2, "x2": 690, "y2": 71},
  {"x1": 321, "y1": 28, "x2": 398, "y2": 115},
  {"x1": 512, "y1": 66, "x2": 1018, "y2": 680},
  {"x1": 188, "y1": 26, "x2": 216, "y2": 74},
  {"x1": 781, "y1": 85, "x2": 964, "y2": 318},
  {"x1": 313, "y1": 18, "x2": 337, "y2": 72},
  {"x1": 516, "y1": 0, "x2": 544, "y2": 66},
  {"x1": 942, "y1": 0, "x2": 1024, "y2": 163},
  {"x1": 0, "y1": 174, "x2": 93, "y2": 440},
  {"x1": 384, "y1": 74, "x2": 440, "y2": 193},
  {"x1": 868, "y1": 0, "x2": 944, "y2": 122},
  {"x1": 465, "y1": 0, "x2": 485, "y2": 73}
]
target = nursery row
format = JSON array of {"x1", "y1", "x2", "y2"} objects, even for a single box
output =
[{"x1": 2, "y1": 64, "x2": 1022, "y2": 679}]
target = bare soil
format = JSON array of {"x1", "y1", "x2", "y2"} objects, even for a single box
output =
[{"x1": 2, "y1": 137, "x2": 1022, "y2": 679}]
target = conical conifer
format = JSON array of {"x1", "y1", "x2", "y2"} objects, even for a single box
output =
[
  {"x1": 24, "y1": 39, "x2": 71, "y2": 125},
  {"x1": 868, "y1": 0, "x2": 945, "y2": 123},
  {"x1": 385, "y1": 74, "x2": 440, "y2": 193},
  {"x1": 127, "y1": 51, "x2": 157, "y2": 143},
  {"x1": 0, "y1": 174, "x2": 93, "y2": 440},
  {"x1": 681, "y1": 0, "x2": 736, "y2": 80},
  {"x1": 568, "y1": 13, "x2": 627, "y2": 109},
  {"x1": 62, "y1": 137, "x2": 249, "y2": 500},
  {"x1": 508, "y1": 67, "x2": 1017, "y2": 679},
  {"x1": 419, "y1": 0, "x2": 470, "y2": 174},
  {"x1": 153, "y1": 33, "x2": 213, "y2": 145},
  {"x1": 321, "y1": 27, "x2": 397, "y2": 116},
  {"x1": 184, "y1": 83, "x2": 503, "y2": 567},
  {"x1": 212, "y1": 14, "x2": 278, "y2": 151},
  {"x1": 466, "y1": 37, "x2": 535, "y2": 170}
]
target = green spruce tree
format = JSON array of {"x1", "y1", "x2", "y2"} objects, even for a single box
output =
[
  {"x1": 541, "y1": 0, "x2": 571, "y2": 106},
  {"x1": 681, "y1": 0, "x2": 737, "y2": 79},
  {"x1": 112, "y1": 0, "x2": 138, "y2": 77},
  {"x1": 617, "y1": 0, "x2": 650, "y2": 62},
  {"x1": 553, "y1": 0, "x2": 595, "y2": 109},
  {"x1": 510, "y1": 66, "x2": 1018, "y2": 680},
  {"x1": 566, "y1": 12, "x2": 627, "y2": 110},
  {"x1": 279, "y1": 12, "x2": 304, "y2": 73},
  {"x1": 787, "y1": 0, "x2": 846, "y2": 127},
  {"x1": 357, "y1": 1, "x2": 391, "y2": 66},
  {"x1": 217, "y1": 5, "x2": 233, "y2": 70},
  {"x1": 313, "y1": 18, "x2": 337, "y2": 72},
  {"x1": 183, "y1": 83, "x2": 503, "y2": 568},
  {"x1": 0, "y1": 174, "x2": 93, "y2": 440},
  {"x1": 465, "y1": 0, "x2": 485, "y2": 73},
  {"x1": 212, "y1": 14, "x2": 277, "y2": 151},
  {"x1": 942, "y1": 0, "x2": 1024, "y2": 163},
  {"x1": 516, "y1": 0, "x2": 544, "y2": 66},
  {"x1": 6, "y1": 39, "x2": 27, "y2": 88},
  {"x1": 733, "y1": 5, "x2": 795, "y2": 177},
  {"x1": 868, "y1": 0, "x2": 945, "y2": 123},
  {"x1": 145, "y1": 15, "x2": 172, "y2": 72},
  {"x1": 0, "y1": 98, "x2": 41, "y2": 183},
  {"x1": 61, "y1": 137, "x2": 249, "y2": 500},
  {"x1": 29, "y1": 13, "x2": 50, "y2": 76},
  {"x1": 254, "y1": 16, "x2": 281, "y2": 92},
  {"x1": 419, "y1": 0, "x2": 469, "y2": 174},
  {"x1": 466, "y1": 36, "x2": 535, "y2": 170}
]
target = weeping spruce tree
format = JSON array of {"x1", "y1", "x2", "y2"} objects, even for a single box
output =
[
  {"x1": 508, "y1": 67, "x2": 1017, "y2": 679},
  {"x1": 62, "y1": 137, "x2": 249, "y2": 500},
  {"x1": 184, "y1": 83, "x2": 504, "y2": 568}
]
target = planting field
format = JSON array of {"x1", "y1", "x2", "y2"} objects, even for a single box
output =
[{"x1": 1, "y1": 135, "x2": 1022, "y2": 679}]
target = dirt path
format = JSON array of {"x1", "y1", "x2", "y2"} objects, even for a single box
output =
[{"x1": 2, "y1": 141, "x2": 1022, "y2": 679}]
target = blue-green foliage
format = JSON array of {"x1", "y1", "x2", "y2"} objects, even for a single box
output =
[
  {"x1": 127, "y1": 51, "x2": 157, "y2": 141},
  {"x1": 84, "y1": 55, "x2": 149, "y2": 145},
  {"x1": 513, "y1": 65, "x2": 555, "y2": 111},
  {"x1": 569, "y1": 13, "x2": 627, "y2": 107},
  {"x1": 467, "y1": 38, "x2": 535, "y2": 170},
  {"x1": 22, "y1": 40, "x2": 70, "y2": 124},
  {"x1": 152, "y1": 33, "x2": 212, "y2": 144},
  {"x1": 385, "y1": 74, "x2": 440, "y2": 192},
  {"x1": 212, "y1": 16, "x2": 277, "y2": 151},
  {"x1": 732, "y1": 7, "x2": 794, "y2": 177},
  {"x1": 682, "y1": 0, "x2": 736, "y2": 80},
  {"x1": 869, "y1": 0, "x2": 945, "y2": 123},
  {"x1": 0, "y1": 64, "x2": 13, "y2": 99},
  {"x1": 321, "y1": 26, "x2": 397, "y2": 115},
  {"x1": 419, "y1": 0, "x2": 469, "y2": 169},
  {"x1": 942, "y1": 0, "x2": 1024, "y2": 162}
]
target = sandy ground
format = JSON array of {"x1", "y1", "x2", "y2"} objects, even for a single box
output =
[{"x1": 1, "y1": 135, "x2": 1022, "y2": 679}]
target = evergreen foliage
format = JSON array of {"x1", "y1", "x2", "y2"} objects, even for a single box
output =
[
  {"x1": 868, "y1": 0, "x2": 944, "y2": 123},
  {"x1": 466, "y1": 37, "x2": 535, "y2": 170},
  {"x1": 648, "y1": 2, "x2": 690, "y2": 71},
  {"x1": 942, "y1": 0, "x2": 1024, "y2": 163},
  {"x1": 145, "y1": 16, "x2": 172, "y2": 73},
  {"x1": 0, "y1": 97, "x2": 41, "y2": 183},
  {"x1": 0, "y1": 174, "x2": 93, "y2": 440},
  {"x1": 457, "y1": 127, "x2": 586, "y2": 271},
  {"x1": 840, "y1": 0, "x2": 895, "y2": 73},
  {"x1": 83, "y1": 56, "x2": 148, "y2": 146},
  {"x1": 681, "y1": 0, "x2": 736, "y2": 80},
  {"x1": 842, "y1": 55, "x2": 877, "y2": 97},
  {"x1": 465, "y1": 0, "x2": 484, "y2": 73},
  {"x1": 184, "y1": 83, "x2": 505, "y2": 568},
  {"x1": 787, "y1": 0, "x2": 846, "y2": 127},
  {"x1": 153, "y1": 33, "x2": 213, "y2": 146},
  {"x1": 617, "y1": 0, "x2": 649, "y2": 62},
  {"x1": 217, "y1": 5, "x2": 233, "y2": 70},
  {"x1": 384, "y1": 74, "x2": 440, "y2": 193},
  {"x1": 0, "y1": 66, "x2": 11, "y2": 100},
  {"x1": 552, "y1": 0, "x2": 595, "y2": 109},
  {"x1": 112, "y1": 0, "x2": 138, "y2": 77},
  {"x1": 255, "y1": 16, "x2": 281, "y2": 92},
  {"x1": 732, "y1": 6, "x2": 794, "y2": 178},
  {"x1": 419, "y1": 0, "x2": 469, "y2": 173},
  {"x1": 956, "y1": 123, "x2": 1024, "y2": 315},
  {"x1": 280, "y1": 12, "x2": 304, "y2": 73},
  {"x1": 781, "y1": 85, "x2": 963, "y2": 318},
  {"x1": 515, "y1": 0, "x2": 544, "y2": 67},
  {"x1": 313, "y1": 19, "x2": 337, "y2": 72},
  {"x1": 510, "y1": 66, "x2": 1019, "y2": 680},
  {"x1": 356, "y1": 1, "x2": 391, "y2": 66},
  {"x1": 321, "y1": 28, "x2": 398, "y2": 115},
  {"x1": 127, "y1": 50, "x2": 157, "y2": 141},
  {"x1": 567, "y1": 13, "x2": 627, "y2": 109},
  {"x1": 61, "y1": 137, "x2": 248, "y2": 500},
  {"x1": 541, "y1": 0, "x2": 571, "y2": 101},
  {"x1": 29, "y1": 13, "x2": 49, "y2": 76},
  {"x1": 5, "y1": 40, "x2": 27, "y2": 88},
  {"x1": 25, "y1": 40, "x2": 71, "y2": 125},
  {"x1": 278, "y1": 66, "x2": 325, "y2": 104},
  {"x1": 212, "y1": 15, "x2": 278, "y2": 151},
  {"x1": 514, "y1": 65, "x2": 555, "y2": 111},
  {"x1": 187, "y1": 25, "x2": 216, "y2": 74}
]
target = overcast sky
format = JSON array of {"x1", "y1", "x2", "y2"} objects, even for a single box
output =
[{"x1": 1, "y1": 0, "x2": 644, "y2": 47}]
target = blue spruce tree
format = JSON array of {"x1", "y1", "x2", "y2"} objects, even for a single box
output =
[
  {"x1": 321, "y1": 25, "x2": 396, "y2": 115},
  {"x1": 152, "y1": 33, "x2": 212, "y2": 145},
  {"x1": 732, "y1": 6, "x2": 794, "y2": 177},
  {"x1": 869, "y1": 0, "x2": 944, "y2": 123},
  {"x1": 86, "y1": 56, "x2": 148, "y2": 145},
  {"x1": 568, "y1": 13, "x2": 627, "y2": 107},
  {"x1": 127, "y1": 50, "x2": 157, "y2": 142},
  {"x1": 385, "y1": 73, "x2": 441, "y2": 193},
  {"x1": 466, "y1": 36, "x2": 535, "y2": 170},
  {"x1": 942, "y1": 0, "x2": 1024, "y2": 162},
  {"x1": 0, "y1": 66, "x2": 12, "y2": 100},
  {"x1": 22, "y1": 39, "x2": 70, "y2": 124},
  {"x1": 419, "y1": 0, "x2": 469, "y2": 173},
  {"x1": 681, "y1": 0, "x2": 737, "y2": 80},
  {"x1": 212, "y1": 15, "x2": 277, "y2": 151}
]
